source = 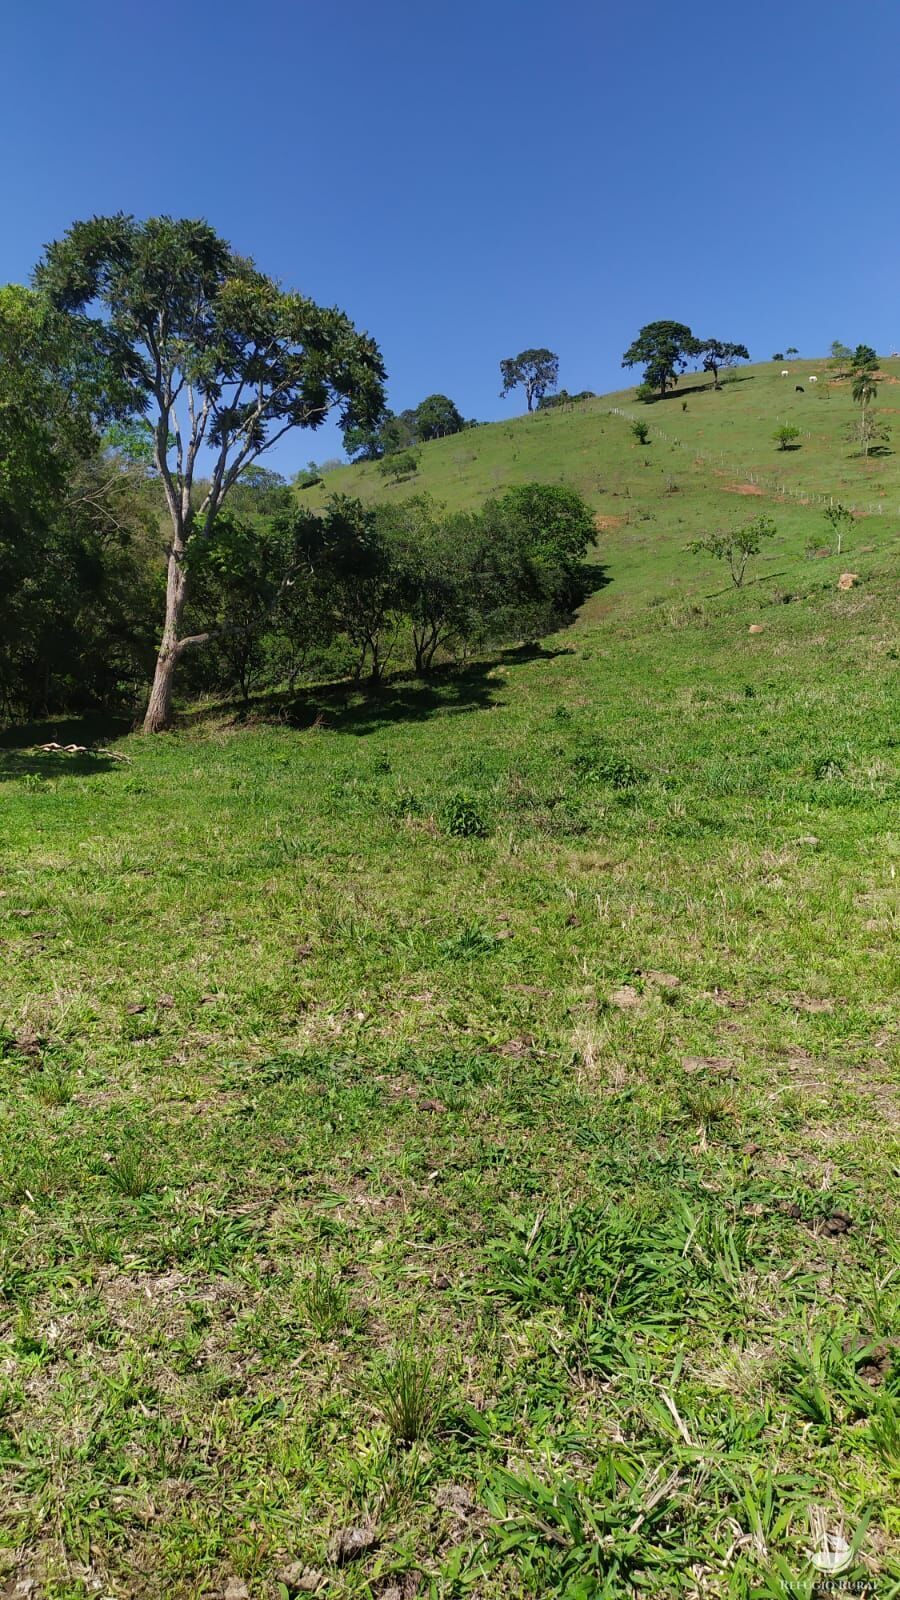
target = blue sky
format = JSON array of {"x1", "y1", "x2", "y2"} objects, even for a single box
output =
[{"x1": 2, "y1": 0, "x2": 899, "y2": 472}]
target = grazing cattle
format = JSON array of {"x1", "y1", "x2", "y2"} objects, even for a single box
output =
[
  {"x1": 795, "y1": 385, "x2": 804, "y2": 393},
  {"x1": 781, "y1": 369, "x2": 789, "y2": 376},
  {"x1": 809, "y1": 375, "x2": 818, "y2": 383}
]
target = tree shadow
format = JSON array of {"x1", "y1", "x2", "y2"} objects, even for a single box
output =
[
  {"x1": 0, "y1": 712, "x2": 133, "y2": 782},
  {"x1": 643, "y1": 375, "x2": 756, "y2": 403}
]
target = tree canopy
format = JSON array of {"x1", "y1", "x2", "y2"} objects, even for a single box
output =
[
  {"x1": 622, "y1": 322, "x2": 697, "y2": 397},
  {"x1": 695, "y1": 338, "x2": 750, "y2": 387}
]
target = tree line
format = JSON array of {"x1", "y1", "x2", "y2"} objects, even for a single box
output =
[
  {"x1": 186, "y1": 482, "x2": 596, "y2": 702},
  {"x1": 0, "y1": 215, "x2": 597, "y2": 728}
]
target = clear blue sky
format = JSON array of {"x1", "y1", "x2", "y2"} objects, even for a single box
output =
[{"x1": 2, "y1": 0, "x2": 898, "y2": 471}]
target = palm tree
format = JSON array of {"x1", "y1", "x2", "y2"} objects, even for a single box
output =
[
  {"x1": 851, "y1": 367, "x2": 878, "y2": 408},
  {"x1": 851, "y1": 367, "x2": 880, "y2": 458}
]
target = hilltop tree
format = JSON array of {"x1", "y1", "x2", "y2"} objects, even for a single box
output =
[
  {"x1": 499, "y1": 348, "x2": 559, "y2": 412},
  {"x1": 622, "y1": 321, "x2": 698, "y2": 397},
  {"x1": 696, "y1": 338, "x2": 750, "y2": 388},
  {"x1": 412, "y1": 393, "x2": 465, "y2": 440},
  {"x1": 786, "y1": 346, "x2": 799, "y2": 360},
  {"x1": 851, "y1": 344, "x2": 878, "y2": 373},
  {"x1": 37, "y1": 214, "x2": 385, "y2": 731},
  {"x1": 829, "y1": 340, "x2": 853, "y2": 375}
]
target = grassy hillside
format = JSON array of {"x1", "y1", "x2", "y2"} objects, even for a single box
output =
[
  {"x1": 304, "y1": 358, "x2": 900, "y2": 616},
  {"x1": 0, "y1": 362, "x2": 897, "y2": 1597}
]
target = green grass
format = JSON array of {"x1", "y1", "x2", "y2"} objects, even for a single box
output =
[{"x1": 0, "y1": 362, "x2": 898, "y2": 1597}]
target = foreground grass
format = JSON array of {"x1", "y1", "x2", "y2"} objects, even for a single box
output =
[{"x1": 1, "y1": 427, "x2": 898, "y2": 1597}]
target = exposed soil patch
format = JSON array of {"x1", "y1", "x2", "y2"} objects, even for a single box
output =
[
  {"x1": 594, "y1": 512, "x2": 625, "y2": 531},
  {"x1": 725, "y1": 483, "x2": 764, "y2": 496}
]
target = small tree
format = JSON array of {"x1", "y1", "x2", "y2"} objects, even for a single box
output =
[
  {"x1": 631, "y1": 420, "x2": 650, "y2": 444},
  {"x1": 774, "y1": 424, "x2": 801, "y2": 451},
  {"x1": 378, "y1": 448, "x2": 420, "y2": 482},
  {"x1": 829, "y1": 341, "x2": 853, "y2": 376},
  {"x1": 289, "y1": 496, "x2": 399, "y2": 681},
  {"x1": 772, "y1": 352, "x2": 784, "y2": 361},
  {"x1": 824, "y1": 503, "x2": 853, "y2": 556},
  {"x1": 688, "y1": 515, "x2": 777, "y2": 587},
  {"x1": 380, "y1": 496, "x2": 474, "y2": 672},
  {"x1": 499, "y1": 349, "x2": 559, "y2": 412},
  {"x1": 786, "y1": 346, "x2": 799, "y2": 360},
  {"x1": 846, "y1": 409, "x2": 890, "y2": 460}
]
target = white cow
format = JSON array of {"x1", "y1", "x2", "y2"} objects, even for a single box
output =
[
  {"x1": 809, "y1": 375, "x2": 818, "y2": 383},
  {"x1": 781, "y1": 369, "x2": 789, "y2": 376}
]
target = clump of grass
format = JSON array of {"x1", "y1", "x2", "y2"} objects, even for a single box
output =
[
  {"x1": 34, "y1": 1068, "x2": 74, "y2": 1107},
  {"x1": 297, "y1": 1261, "x2": 351, "y2": 1336},
  {"x1": 369, "y1": 1348, "x2": 447, "y2": 1443},
  {"x1": 107, "y1": 1145, "x2": 157, "y2": 1197},
  {"x1": 439, "y1": 924, "x2": 498, "y2": 960},
  {"x1": 679, "y1": 1083, "x2": 735, "y2": 1128}
]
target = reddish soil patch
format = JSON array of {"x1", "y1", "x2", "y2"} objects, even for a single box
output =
[
  {"x1": 725, "y1": 483, "x2": 764, "y2": 496},
  {"x1": 594, "y1": 512, "x2": 624, "y2": 531}
]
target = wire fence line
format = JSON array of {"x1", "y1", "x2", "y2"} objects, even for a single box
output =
[{"x1": 606, "y1": 407, "x2": 893, "y2": 516}]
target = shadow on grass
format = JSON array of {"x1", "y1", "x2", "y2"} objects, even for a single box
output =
[
  {"x1": 643, "y1": 376, "x2": 756, "y2": 404},
  {"x1": 0, "y1": 711, "x2": 133, "y2": 782},
  {"x1": 3, "y1": 564, "x2": 613, "y2": 754},
  {"x1": 178, "y1": 632, "x2": 599, "y2": 742}
]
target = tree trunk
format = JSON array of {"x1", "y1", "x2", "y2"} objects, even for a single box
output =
[{"x1": 143, "y1": 548, "x2": 189, "y2": 733}]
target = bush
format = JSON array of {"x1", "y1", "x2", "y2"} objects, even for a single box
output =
[
  {"x1": 572, "y1": 750, "x2": 645, "y2": 789},
  {"x1": 631, "y1": 420, "x2": 651, "y2": 445},
  {"x1": 441, "y1": 793, "x2": 489, "y2": 837},
  {"x1": 635, "y1": 383, "x2": 656, "y2": 403}
]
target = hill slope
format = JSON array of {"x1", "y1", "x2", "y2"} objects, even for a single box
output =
[
  {"x1": 0, "y1": 363, "x2": 897, "y2": 1595},
  {"x1": 304, "y1": 358, "x2": 900, "y2": 621}
]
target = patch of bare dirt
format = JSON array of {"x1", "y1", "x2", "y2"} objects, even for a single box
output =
[
  {"x1": 725, "y1": 482, "x2": 764, "y2": 496},
  {"x1": 594, "y1": 512, "x2": 625, "y2": 531}
]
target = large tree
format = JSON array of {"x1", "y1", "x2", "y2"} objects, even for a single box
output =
[
  {"x1": 622, "y1": 321, "x2": 698, "y2": 397},
  {"x1": 37, "y1": 215, "x2": 385, "y2": 731},
  {"x1": 695, "y1": 338, "x2": 749, "y2": 388},
  {"x1": 499, "y1": 348, "x2": 559, "y2": 412}
]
